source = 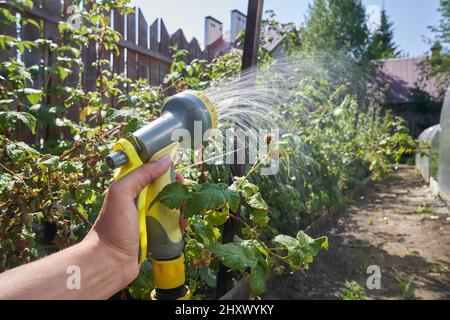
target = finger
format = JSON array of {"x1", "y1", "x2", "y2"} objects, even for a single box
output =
[
  {"x1": 117, "y1": 155, "x2": 171, "y2": 199},
  {"x1": 175, "y1": 172, "x2": 185, "y2": 184}
]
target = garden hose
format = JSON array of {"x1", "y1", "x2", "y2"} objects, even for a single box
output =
[{"x1": 106, "y1": 90, "x2": 218, "y2": 300}]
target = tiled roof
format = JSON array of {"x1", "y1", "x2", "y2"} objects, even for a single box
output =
[
  {"x1": 377, "y1": 57, "x2": 439, "y2": 104},
  {"x1": 206, "y1": 27, "x2": 292, "y2": 59}
]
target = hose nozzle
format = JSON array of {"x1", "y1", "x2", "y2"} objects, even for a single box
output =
[{"x1": 105, "y1": 90, "x2": 217, "y2": 169}]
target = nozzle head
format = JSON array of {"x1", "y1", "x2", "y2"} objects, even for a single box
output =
[{"x1": 106, "y1": 150, "x2": 128, "y2": 169}]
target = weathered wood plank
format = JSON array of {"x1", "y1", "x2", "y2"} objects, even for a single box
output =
[
  {"x1": 113, "y1": 8, "x2": 125, "y2": 75},
  {"x1": 189, "y1": 37, "x2": 203, "y2": 61},
  {"x1": 149, "y1": 58, "x2": 159, "y2": 85},
  {"x1": 149, "y1": 19, "x2": 159, "y2": 85},
  {"x1": 159, "y1": 19, "x2": 170, "y2": 57},
  {"x1": 19, "y1": 0, "x2": 42, "y2": 143},
  {"x1": 61, "y1": 0, "x2": 80, "y2": 129},
  {"x1": 137, "y1": 8, "x2": 148, "y2": 81},
  {"x1": 118, "y1": 39, "x2": 171, "y2": 63},
  {"x1": 149, "y1": 19, "x2": 158, "y2": 51},
  {"x1": 170, "y1": 29, "x2": 188, "y2": 53},
  {"x1": 82, "y1": 1, "x2": 96, "y2": 92},
  {"x1": 43, "y1": 0, "x2": 63, "y2": 140},
  {"x1": 126, "y1": 9, "x2": 137, "y2": 80}
]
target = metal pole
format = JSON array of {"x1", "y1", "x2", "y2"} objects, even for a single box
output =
[
  {"x1": 216, "y1": 0, "x2": 264, "y2": 299},
  {"x1": 241, "y1": 0, "x2": 265, "y2": 71}
]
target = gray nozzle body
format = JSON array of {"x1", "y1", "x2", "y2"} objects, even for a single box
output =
[
  {"x1": 128, "y1": 91, "x2": 214, "y2": 163},
  {"x1": 106, "y1": 150, "x2": 128, "y2": 170}
]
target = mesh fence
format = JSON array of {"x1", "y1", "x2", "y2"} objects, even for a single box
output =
[{"x1": 438, "y1": 87, "x2": 450, "y2": 202}]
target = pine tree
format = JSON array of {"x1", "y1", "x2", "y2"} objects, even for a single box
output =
[{"x1": 367, "y1": 8, "x2": 400, "y2": 60}]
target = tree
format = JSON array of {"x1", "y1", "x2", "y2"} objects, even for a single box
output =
[
  {"x1": 420, "y1": 0, "x2": 450, "y2": 98},
  {"x1": 367, "y1": 8, "x2": 400, "y2": 60},
  {"x1": 430, "y1": 0, "x2": 450, "y2": 47},
  {"x1": 300, "y1": 0, "x2": 369, "y2": 62}
]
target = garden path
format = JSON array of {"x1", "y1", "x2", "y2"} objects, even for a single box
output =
[{"x1": 265, "y1": 165, "x2": 450, "y2": 300}]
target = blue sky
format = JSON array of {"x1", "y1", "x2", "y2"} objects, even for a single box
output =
[{"x1": 129, "y1": 0, "x2": 440, "y2": 57}]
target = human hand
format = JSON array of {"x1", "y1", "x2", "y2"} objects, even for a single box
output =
[{"x1": 84, "y1": 155, "x2": 184, "y2": 286}]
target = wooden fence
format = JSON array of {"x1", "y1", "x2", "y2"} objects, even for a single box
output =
[
  {"x1": 0, "y1": 0, "x2": 212, "y2": 142},
  {"x1": 1, "y1": 0, "x2": 208, "y2": 87}
]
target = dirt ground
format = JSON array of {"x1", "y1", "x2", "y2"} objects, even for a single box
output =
[{"x1": 265, "y1": 165, "x2": 450, "y2": 300}]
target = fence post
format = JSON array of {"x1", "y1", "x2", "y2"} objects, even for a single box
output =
[
  {"x1": 137, "y1": 8, "x2": 149, "y2": 81},
  {"x1": 216, "y1": 0, "x2": 265, "y2": 299},
  {"x1": 126, "y1": 8, "x2": 137, "y2": 81},
  {"x1": 20, "y1": 0, "x2": 42, "y2": 144}
]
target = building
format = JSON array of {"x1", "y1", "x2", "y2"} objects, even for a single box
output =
[
  {"x1": 376, "y1": 57, "x2": 442, "y2": 138},
  {"x1": 204, "y1": 9, "x2": 294, "y2": 59},
  {"x1": 204, "y1": 16, "x2": 223, "y2": 47}
]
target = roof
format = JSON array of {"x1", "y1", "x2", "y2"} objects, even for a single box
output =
[
  {"x1": 207, "y1": 36, "x2": 232, "y2": 57},
  {"x1": 231, "y1": 9, "x2": 247, "y2": 17},
  {"x1": 377, "y1": 57, "x2": 439, "y2": 104},
  {"x1": 263, "y1": 26, "x2": 295, "y2": 53},
  {"x1": 205, "y1": 16, "x2": 223, "y2": 25},
  {"x1": 206, "y1": 25, "x2": 293, "y2": 58}
]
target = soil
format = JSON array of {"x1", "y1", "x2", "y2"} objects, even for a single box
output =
[{"x1": 264, "y1": 165, "x2": 450, "y2": 300}]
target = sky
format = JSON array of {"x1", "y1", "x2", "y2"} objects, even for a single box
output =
[{"x1": 129, "y1": 0, "x2": 441, "y2": 57}]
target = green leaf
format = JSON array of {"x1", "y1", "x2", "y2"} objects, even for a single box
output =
[
  {"x1": 0, "y1": 111, "x2": 36, "y2": 133},
  {"x1": 199, "y1": 267, "x2": 217, "y2": 288},
  {"x1": 56, "y1": 66, "x2": 71, "y2": 81},
  {"x1": 185, "y1": 239, "x2": 205, "y2": 260},
  {"x1": 6, "y1": 143, "x2": 26, "y2": 162},
  {"x1": 209, "y1": 242, "x2": 257, "y2": 270},
  {"x1": 229, "y1": 177, "x2": 259, "y2": 200},
  {"x1": 128, "y1": 261, "x2": 153, "y2": 300},
  {"x1": 205, "y1": 207, "x2": 229, "y2": 227},
  {"x1": 249, "y1": 263, "x2": 268, "y2": 297},
  {"x1": 184, "y1": 184, "x2": 227, "y2": 217},
  {"x1": 22, "y1": 18, "x2": 40, "y2": 30},
  {"x1": 37, "y1": 156, "x2": 60, "y2": 169},
  {"x1": 273, "y1": 231, "x2": 328, "y2": 270},
  {"x1": 223, "y1": 189, "x2": 240, "y2": 212},
  {"x1": 22, "y1": 88, "x2": 43, "y2": 105},
  {"x1": 248, "y1": 192, "x2": 269, "y2": 226},
  {"x1": 251, "y1": 209, "x2": 270, "y2": 227},
  {"x1": 152, "y1": 182, "x2": 189, "y2": 210},
  {"x1": 190, "y1": 216, "x2": 219, "y2": 246}
]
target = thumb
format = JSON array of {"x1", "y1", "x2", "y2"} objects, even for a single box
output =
[{"x1": 117, "y1": 155, "x2": 172, "y2": 199}]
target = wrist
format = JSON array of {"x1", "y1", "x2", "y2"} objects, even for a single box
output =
[{"x1": 82, "y1": 232, "x2": 140, "y2": 288}]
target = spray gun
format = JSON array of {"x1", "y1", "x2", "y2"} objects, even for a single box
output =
[{"x1": 105, "y1": 90, "x2": 218, "y2": 300}]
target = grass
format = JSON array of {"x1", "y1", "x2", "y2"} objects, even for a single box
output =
[
  {"x1": 414, "y1": 202, "x2": 435, "y2": 221},
  {"x1": 339, "y1": 281, "x2": 368, "y2": 300},
  {"x1": 349, "y1": 241, "x2": 370, "y2": 249},
  {"x1": 394, "y1": 271, "x2": 416, "y2": 300},
  {"x1": 431, "y1": 263, "x2": 449, "y2": 274},
  {"x1": 407, "y1": 250, "x2": 421, "y2": 257}
]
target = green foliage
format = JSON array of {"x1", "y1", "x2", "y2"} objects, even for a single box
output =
[
  {"x1": 300, "y1": 0, "x2": 369, "y2": 62},
  {"x1": 128, "y1": 261, "x2": 153, "y2": 300},
  {"x1": 367, "y1": 9, "x2": 400, "y2": 60},
  {"x1": 339, "y1": 280, "x2": 368, "y2": 300},
  {"x1": 273, "y1": 231, "x2": 328, "y2": 271},
  {"x1": 420, "y1": 0, "x2": 450, "y2": 99},
  {"x1": 0, "y1": 1, "x2": 418, "y2": 300}
]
